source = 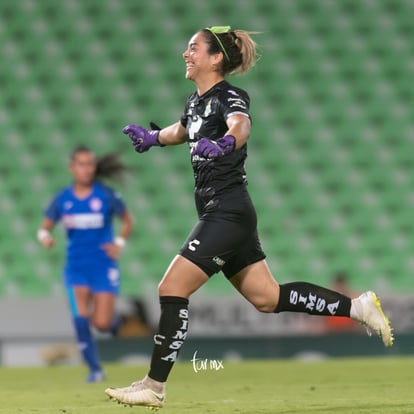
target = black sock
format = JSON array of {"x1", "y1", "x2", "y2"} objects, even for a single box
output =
[
  {"x1": 274, "y1": 282, "x2": 351, "y2": 316},
  {"x1": 148, "y1": 296, "x2": 189, "y2": 382}
]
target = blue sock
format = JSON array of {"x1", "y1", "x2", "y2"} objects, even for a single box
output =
[
  {"x1": 109, "y1": 314, "x2": 123, "y2": 337},
  {"x1": 73, "y1": 316, "x2": 102, "y2": 373}
]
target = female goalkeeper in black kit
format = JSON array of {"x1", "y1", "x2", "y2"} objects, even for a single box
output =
[{"x1": 106, "y1": 26, "x2": 393, "y2": 408}]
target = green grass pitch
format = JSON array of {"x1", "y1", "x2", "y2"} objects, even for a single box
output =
[{"x1": 1, "y1": 357, "x2": 412, "y2": 413}]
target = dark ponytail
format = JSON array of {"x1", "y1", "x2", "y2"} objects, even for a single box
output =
[{"x1": 95, "y1": 152, "x2": 129, "y2": 182}]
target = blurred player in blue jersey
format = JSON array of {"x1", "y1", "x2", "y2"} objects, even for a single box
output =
[{"x1": 37, "y1": 146, "x2": 134, "y2": 382}]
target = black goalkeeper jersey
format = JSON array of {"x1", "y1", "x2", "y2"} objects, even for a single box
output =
[{"x1": 180, "y1": 80, "x2": 251, "y2": 205}]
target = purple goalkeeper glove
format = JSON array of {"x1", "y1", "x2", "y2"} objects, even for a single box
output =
[
  {"x1": 122, "y1": 124, "x2": 163, "y2": 153},
  {"x1": 191, "y1": 135, "x2": 236, "y2": 159}
]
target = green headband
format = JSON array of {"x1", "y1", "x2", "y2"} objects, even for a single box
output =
[{"x1": 206, "y1": 26, "x2": 231, "y2": 62}]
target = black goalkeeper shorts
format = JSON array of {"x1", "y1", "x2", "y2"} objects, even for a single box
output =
[{"x1": 179, "y1": 188, "x2": 266, "y2": 278}]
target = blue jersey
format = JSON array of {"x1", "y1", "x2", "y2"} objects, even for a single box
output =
[{"x1": 44, "y1": 181, "x2": 126, "y2": 270}]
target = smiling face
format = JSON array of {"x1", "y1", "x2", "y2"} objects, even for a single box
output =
[{"x1": 182, "y1": 31, "x2": 224, "y2": 83}]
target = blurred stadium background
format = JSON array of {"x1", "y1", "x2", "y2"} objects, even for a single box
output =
[{"x1": 0, "y1": 0, "x2": 413, "y2": 364}]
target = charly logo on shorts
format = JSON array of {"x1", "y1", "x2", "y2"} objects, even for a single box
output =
[
  {"x1": 188, "y1": 239, "x2": 200, "y2": 251},
  {"x1": 108, "y1": 268, "x2": 120, "y2": 286}
]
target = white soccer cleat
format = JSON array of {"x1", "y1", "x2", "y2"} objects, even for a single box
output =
[
  {"x1": 351, "y1": 291, "x2": 394, "y2": 347},
  {"x1": 105, "y1": 378, "x2": 165, "y2": 409}
]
